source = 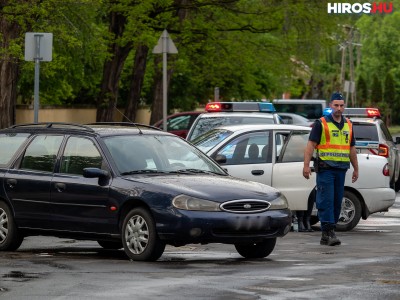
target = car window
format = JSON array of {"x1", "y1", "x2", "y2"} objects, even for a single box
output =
[
  {"x1": 280, "y1": 132, "x2": 309, "y2": 163},
  {"x1": 60, "y1": 137, "x2": 104, "y2": 175},
  {"x1": 215, "y1": 131, "x2": 270, "y2": 165},
  {"x1": 158, "y1": 115, "x2": 192, "y2": 131},
  {"x1": 379, "y1": 122, "x2": 393, "y2": 142},
  {"x1": 192, "y1": 129, "x2": 234, "y2": 153},
  {"x1": 189, "y1": 116, "x2": 274, "y2": 141},
  {"x1": 20, "y1": 135, "x2": 63, "y2": 172},
  {"x1": 352, "y1": 123, "x2": 379, "y2": 141},
  {"x1": 168, "y1": 115, "x2": 191, "y2": 130},
  {"x1": 274, "y1": 103, "x2": 323, "y2": 120},
  {"x1": 0, "y1": 133, "x2": 30, "y2": 166},
  {"x1": 279, "y1": 115, "x2": 293, "y2": 124}
]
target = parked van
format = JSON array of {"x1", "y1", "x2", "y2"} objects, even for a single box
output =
[{"x1": 272, "y1": 99, "x2": 327, "y2": 121}]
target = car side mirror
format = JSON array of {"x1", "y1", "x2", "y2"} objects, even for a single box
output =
[
  {"x1": 395, "y1": 137, "x2": 400, "y2": 144},
  {"x1": 83, "y1": 168, "x2": 110, "y2": 186},
  {"x1": 214, "y1": 154, "x2": 227, "y2": 164}
]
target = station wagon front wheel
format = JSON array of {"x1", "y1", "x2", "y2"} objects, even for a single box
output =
[
  {"x1": 122, "y1": 207, "x2": 165, "y2": 261},
  {"x1": 0, "y1": 201, "x2": 24, "y2": 251}
]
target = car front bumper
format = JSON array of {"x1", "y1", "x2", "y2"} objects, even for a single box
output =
[{"x1": 156, "y1": 208, "x2": 292, "y2": 245}]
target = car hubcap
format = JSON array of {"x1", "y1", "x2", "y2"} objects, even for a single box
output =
[
  {"x1": 339, "y1": 197, "x2": 355, "y2": 224},
  {"x1": 0, "y1": 208, "x2": 8, "y2": 243},
  {"x1": 125, "y1": 215, "x2": 149, "y2": 254}
]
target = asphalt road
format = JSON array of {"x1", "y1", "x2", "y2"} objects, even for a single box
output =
[{"x1": 1, "y1": 196, "x2": 399, "y2": 300}]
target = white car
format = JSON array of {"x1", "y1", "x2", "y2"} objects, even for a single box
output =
[{"x1": 193, "y1": 124, "x2": 396, "y2": 231}]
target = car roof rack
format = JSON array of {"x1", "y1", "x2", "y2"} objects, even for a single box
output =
[
  {"x1": 10, "y1": 122, "x2": 95, "y2": 131},
  {"x1": 86, "y1": 122, "x2": 162, "y2": 131}
]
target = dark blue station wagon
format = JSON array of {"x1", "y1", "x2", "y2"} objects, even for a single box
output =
[{"x1": 0, "y1": 123, "x2": 291, "y2": 261}]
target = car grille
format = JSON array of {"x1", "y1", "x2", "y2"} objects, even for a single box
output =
[{"x1": 220, "y1": 199, "x2": 271, "y2": 213}]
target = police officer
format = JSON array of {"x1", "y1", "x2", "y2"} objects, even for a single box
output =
[{"x1": 303, "y1": 92, "x2": 359, "y2": 246}]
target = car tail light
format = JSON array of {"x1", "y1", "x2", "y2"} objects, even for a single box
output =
[
  {"x1": 378, "y1": 144, "x2": 389, "y2": 158},
  {"x1": 383, "y1": 163, "x2": 390, "y2": 176}
]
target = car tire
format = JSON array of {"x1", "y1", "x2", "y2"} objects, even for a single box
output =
[
  {"x1": 0, "y1": 201, "x2": 24, "y2": 251},
  {"x1": 121, "y1": 207, "x2": 165, "y2": 261},
  {"x1": 234, "y1": 238, "x2": 276, "y2": 259},
  {"x1": 336, "y1": 191, "x2": 362, "y2": 232},
  {"x1": 97, "y1": 240, "x2": 123, "y2": 249},
  {"x1": 395, "y1": 176, "x2": 400, "y2": 192}
]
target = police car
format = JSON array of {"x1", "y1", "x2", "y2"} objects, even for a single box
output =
[
  {"x1": 334, "y1": 107, "x2": 400, "y2": 191},
  {"x1": 186, "y1": 102, "x2": 281, "y2": 141}
]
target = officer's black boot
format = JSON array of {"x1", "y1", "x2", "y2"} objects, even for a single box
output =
[
  {"x1": 320, "y1": 224, "x2": 341, "y2": 246},
  {"x1": 327, "y1": 229, "x2": 341, "y2": 246},
  {"x1": 320, "y1": 231, "x2": 329, "y2": 245}
]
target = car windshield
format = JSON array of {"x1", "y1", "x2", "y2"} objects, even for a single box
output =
[
  {"x1": 192, "y1": 129, "x2": 234, "y2": 153},
  {"x1": 103, "y1": 134, "x2": 226, "y2": 175},
  {"x1": 189, "y1": 116, "x2": 274, "y2": 141}
]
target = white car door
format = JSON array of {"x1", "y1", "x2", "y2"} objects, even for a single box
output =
[
  {"x1": 272, "y1": 130, "x2": 315, "y2": 211},
  {"x1": 213, "y1": 130, "x2": 273, "y2": 185}
]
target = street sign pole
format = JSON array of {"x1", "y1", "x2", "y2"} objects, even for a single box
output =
[
  {"x1": 162, "y1": 32, "x2": 168, "y2": 132},
  {"x1": 25, "y1": 32, "x2": 53, "y2": 123},
  {"x1": 152, "y1": 30, "x2": 178, "y2": 132},
  {"x1": 33, "y1": 34, "x2": 43, "y2": 123}
]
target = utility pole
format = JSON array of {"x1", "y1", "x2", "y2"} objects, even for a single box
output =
[{"x1": 349, "y1": 28, "x2": 355, "y2": 106}]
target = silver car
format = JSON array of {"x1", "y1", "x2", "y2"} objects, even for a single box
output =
[
  {"x1": 343, "y1": 108, "x2": 400, "y2": 191},
  {"x1": 186, "y1": 102, "x2": 281, "y2": 141}
]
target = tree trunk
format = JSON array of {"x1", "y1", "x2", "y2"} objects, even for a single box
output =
[
  {"x1": 0, "y1": 10, "x2": 19, "y2": 129},
  {"x1": 123, "y1": 44, "x2": 149, "y2": 122},
  {"x1": 96, "y1": 10, "x2": 132, "y2": 122}
]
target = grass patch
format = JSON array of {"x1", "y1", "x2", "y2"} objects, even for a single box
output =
[{"x1": 389, "y1": 126, "x2": 400, "y2": 135}]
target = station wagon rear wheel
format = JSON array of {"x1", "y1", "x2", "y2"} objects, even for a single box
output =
[
  {"x1": 0, "y1": 201, "x2": 24, "y2": 251},
  {"x1": 234, "y1": 238, "x2": 276, "y2": 259},
  {"x1": 122, "y1": 207, "x2": 165, "y2": 261}
]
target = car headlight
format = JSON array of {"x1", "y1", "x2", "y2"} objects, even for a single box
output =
[
  {"x1": 268, "y1": 194, "x2": 289, "y2": 210},
  {"x1": 172, "y1": 195, "x2": 221, "y2": 211}
]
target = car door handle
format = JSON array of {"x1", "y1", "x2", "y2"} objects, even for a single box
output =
[
  {"x1": 251, "y1": 170, "x2": 264, "y2": 176},
  {"x1": 6, "y1": 179, "x2": 17, "y2": 188},
  {"x1": 54, "y1": 182, "x2": 66, "y2": 192}
]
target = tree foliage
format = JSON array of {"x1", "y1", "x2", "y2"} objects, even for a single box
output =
[
  {"x1": 3, "y1": 1, "x2": 400, "y2": 128},
  {"x1": 356, "y1": 0, "x2": 400, "y2": 123}
]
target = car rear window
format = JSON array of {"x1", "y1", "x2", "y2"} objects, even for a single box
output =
[{"x1": 352, "y1": 123, "x2": 379, "y2": 141}]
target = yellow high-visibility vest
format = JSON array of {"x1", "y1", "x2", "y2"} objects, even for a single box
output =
[{"x1": 316, "y1": 117, "x2": 352, "y2": 163}]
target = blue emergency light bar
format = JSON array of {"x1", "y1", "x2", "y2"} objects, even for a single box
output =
[{"x1": 323, "y1": 108, "x2": 332, "y2": 116}]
